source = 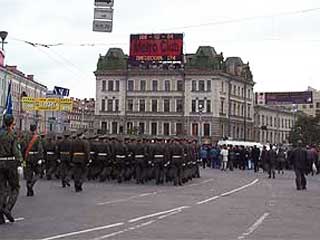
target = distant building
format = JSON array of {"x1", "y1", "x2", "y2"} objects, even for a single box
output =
[
  {"x1": 254, "y1": 105, "x2": 295, "y2": 144},
  {"x1": 296, "y1": 87, "x2": 320, "y2": 117},
  {"x1": 68, "y1": 98, "x2": 95, "y2": 133},
  {"x1": 95, "y1": 46, "x2": 255, "y2": 142},
  {"x1": 0, "y1": 64, "x2": 47, "y2": 131}
]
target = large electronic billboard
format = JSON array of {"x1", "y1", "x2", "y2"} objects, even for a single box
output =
[
  {"x1": 129, "y1": 33, "x2": 183, "y2": 62},
  {"x1": 265, "y1": 91, "x2": 313, "y2": 105}
]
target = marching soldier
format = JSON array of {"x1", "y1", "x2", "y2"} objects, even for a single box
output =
[
  {"x1": 98, "y1": 136, "x2": 113, "y2": 182},
  {"x1": 0, "y1": 114, "x2": 22, "y2": 224},
  {"x1": 24, "y1": 124, "x2": 43, "y2": 197},
  {"x1": 44, "y1": 134, "x2": 58, "y2": 180},
  {"x1": 133, "y1": 138, "x2": 148, "y2": 184},
  {"x1": 57, "y1": 131, "x2": 72, "y2": 188},
  {"x1": 169, "y1": 138, "x2": 184, "y2": 186},
  {"x1": 71, "y1": 132, "x2": 90, "y2": 192},
  {"x1": 113, "y1": 138, "x2": 128, "y2": 183}
]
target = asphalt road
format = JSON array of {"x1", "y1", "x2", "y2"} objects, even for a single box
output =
[{"x1": 1, "y1": 169, "x2": 320, "y2": 240}]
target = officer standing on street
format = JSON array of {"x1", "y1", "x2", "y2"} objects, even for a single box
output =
[
  {"x1": 71, "y1": 132, "x2": 90, "y2": 192},
  {"x1": 24, "y1": 124, "x2": 43, "y2": 197},
  {"x1": 289, "y1": 140, "x2": 311, "y2": 190},
  {"x1": 0, "y1": 114, "x2": 23, "y2": 224}
]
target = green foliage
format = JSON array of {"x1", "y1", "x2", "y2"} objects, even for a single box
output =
[{"x1": 289, "y1": 114, "x2": 320, "y2": 145}]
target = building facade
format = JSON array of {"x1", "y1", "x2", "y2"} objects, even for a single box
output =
[
  {"x1": 254, "y1": 105, "x2": 295, "y2": 144},
  {"x1": 0, "y1": 65, "x2": 47, "y2": 131},
  {"x1": 68, "y1": 98, "x2": 95, "y2": 133},
  {"x1": 95, "y1": 46, "x2": 255, "y2": 142}
]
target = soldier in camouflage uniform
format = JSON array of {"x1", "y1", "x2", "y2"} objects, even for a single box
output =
[
  {"x1": 71, "y1": 132, "x2": 90, "y2": 192},
  {"x1": 24, "y1": 124, "x2": 43, "y2": 197},
  {"x1": 0, "y1": 114, "x2": 22, "y2": 224}
]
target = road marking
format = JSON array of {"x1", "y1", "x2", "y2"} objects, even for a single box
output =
[
  {"x1": 91, "y1": 220, "x2": 157, "y2": 240},
  {"x1": 39, "y1": 222, "x2": 124, "y2": 240},
  {"x1": 97, "y1": 192, "x2": 157, "y2": 205},
  {"x1": 5, "y1": 217, "x2": 24, "y2": 223},
  {"x1": 196, "y1": 179, "x2": 259, "y2": 205},
  {"x1": 128, "y1": 206, "x2": 190, "y2": 223},
  {"x1": 237, "y1": 212, "x2": 270, "y2": 240},
  {"x1": 158, "y1": 210, "x2": 181, "y2": 219}
]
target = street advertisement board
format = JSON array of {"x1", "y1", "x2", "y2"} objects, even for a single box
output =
[
  {"x1": 94, "y1": 8, "x2": 113, "y2": 20},
  {"x1": 129, "y1": 33, "x2": 184, "y2": 62},
  {"x1": 265, "y1": 91, "x2": 313, "y2": 105},
  {"x1": 93, "y1": 20, "x2": 113, "y2": 32},
  {"x1": 22, "y1": 97, "x2": 73, "y2": 111},
  {"x1": 94, "y1": 0, "x2": 114, "y2": 7}
]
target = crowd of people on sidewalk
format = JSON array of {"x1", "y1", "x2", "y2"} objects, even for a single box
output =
[{"x1": 199, "y1": 143, "x2": 320, "y2": 179}]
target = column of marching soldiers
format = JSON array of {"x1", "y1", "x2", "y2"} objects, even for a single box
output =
[{"x1": 19, "y1": 128, "x2": 202, "y2": 196}]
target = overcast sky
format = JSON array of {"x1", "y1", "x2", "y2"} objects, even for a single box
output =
[{"x1": 1, "y1": 0, "x2": 320, "y2": 98}]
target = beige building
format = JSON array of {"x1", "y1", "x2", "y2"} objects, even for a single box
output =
[
  {"x1": 68, "y1": 98, "x2": 95, "y2": 133},
  {"x1": 0, "y1": 65, "x2": 47, "y2": 131},
  {"x1": 296, "y1": 87, "x2": 320, "y2": 117},
  {"x1": 254, "y1": 105, "x2": 295, "y2": 144},
  {"x1": 94, "y1": 46, "x2": 255, "y2": 142}
]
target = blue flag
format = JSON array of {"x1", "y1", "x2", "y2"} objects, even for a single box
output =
[{"x1": 4, "y1": 79, "x2": 13, "y2": 115}]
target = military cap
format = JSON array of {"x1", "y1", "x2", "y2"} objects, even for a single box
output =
[
  {"x1": 3, "y1": 114, "x2": 14, "y2": 127},
  {"x1": 63, "y1": 130, "x2": 71, "y2": 137}
]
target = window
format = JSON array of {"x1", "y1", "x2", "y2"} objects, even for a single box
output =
[
  {"x1": 176, "y1": 123, "x2": 183, "y2": 135},
  {"x1": 270, "y1": 116, "x2": 273, "y2": 127},
  {"x1": 316, "y1": 102, "x2": 320, "y2": 108},
  {"x1": 128, "y1": 99, "x2": 133, "y2": 112},
  {"x1": 140, "y1": 80, "x2": 146, "y2": 91},
  {"x1": 163, "y1": 123, "x2": 170, "y2": 136},
  {"x1": 192, "y1": 100, "x2": 196, "y2": 112},
  {"x1": 139, "y1": 99, "x2": 145, "y2": 112},
  {"x1": 204, "y1": 123, "x2": 210, "y2": 136},
  {"x1": 310, "y1": 104, "x2": 314, "y2": 109},
  {"x1": 165, "y1": 80, "x2": 170, "y2": 92},
  {"x1": 115, "y1": 80, "x2": 120, "y2": 91},
  {"x1": 102, "y1": 80, "x2": 106, "y2": 91},
  {"x1": 112, "y1": 122, "x2": 118, "y2": 134},
  {"x1": 192, "y1": 123, "x2": 199, "y2": 136},
  {"x1": 177, "y1": 80, "x2": 183, "y2": 91},
  {"x1": 206, "y1": 100, "x2": 211, "y2": 113},
  {"x1": 152, "y1": 80, "x2": 158, "y2": 91},
  {"x1": 247, "y1": 105, "x2": 251, "y2": 118},
  {"x1": 199, "y1": 100, "x2": 205, "y2": 112},
  {"x1": 241, "y1": 88, "x2": 244, "y2": 97},
  {"x1": 192, "y1": 80, "x2": 196, "y2": 91},
  {"x1": 233, "y1": 85, "x2": 236, "y2": 95},
  {"x1": 115, "y1": 99, "x2": 119, "y2": 112},
  {"x1": 151, "y1": 122, "x2": 157, "y2": 135},
  {"x1": 221, "y1": 81, "x2": 224, "y2": 93},
  {"x1": 248, "y1": 89, "x2": 251, "y2": 99},
  {"x1": 233, "y1": 103, "x2": 236, "y2": 115},
  {"x1": 176, "y1": 99, "x2": 183, "y2": 113},
  {"x1": 101, "y1": 122, "x2": 107, "y2": 131},
  {"x1": 152, "y1": 99, "x2": 157, "y2": 112},
  {"x1": 139, "y1": 122, "x2": 145, "y2": 134},
  {"x1": 101, "y1": 99, "x2": 106, "y2": 111},
  {"x1": 128, "y1": 80, "x2": 134, "y2": 91},
  {"x1": 220, "y1": 100, "x2": 224, "y2": 114},
  {"x1": 127, "y1": 122, "x2": 133, "y2": 134},
  {"x1": 199, "y1": 80, "x2": 205, "y2": 91},
  {"x1": 164, "y1": 99, "x2": 170, "y2": 112},
  {"x1": 107, "y1": 99, "x2": 113, "y2": 112},
  {"x1": 238, "y1": 86, "x2": 240, "y2": 96},
  {"x1": 108, "y1": 81, "x2": 114, "y2": 91},
  {"x1": 207, "y1": 80, "x2": 211, "y2": 92}
]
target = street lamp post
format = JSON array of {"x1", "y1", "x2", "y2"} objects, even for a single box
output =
[
  {"x1": 0, "y1": 31, "x2": 8, "y2": 51},
  {"x1": 199, "y1": 103, "x2": 204, "y2": 145}
]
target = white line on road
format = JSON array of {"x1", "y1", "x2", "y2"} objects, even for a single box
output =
[
  {"x1": 237, "y1": 212, "x2": 270, "y2": 240},
  {"x1": 97, "y1": 192, "x2": 158, "y2": 206},
  {"x1": 5, "y1": 217, "x2": 24, "y2": 223},
  {"x1": 128, "y1": 206, "x2": 190, "y2": 223},
  {"x1": 196, "y1": 179, "x2": 259, "y2": 205},
  {"x1": 39, "y1": 222, "x2": 124, "y2": 240}
]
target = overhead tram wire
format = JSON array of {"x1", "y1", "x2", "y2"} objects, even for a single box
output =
[{"x1": 159, "y1": 6, "x2": 320, "y2": 31}]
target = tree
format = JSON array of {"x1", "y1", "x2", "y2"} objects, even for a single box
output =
[{"x1": 289, "y1": 114, "x2": 320, "y2": 145}]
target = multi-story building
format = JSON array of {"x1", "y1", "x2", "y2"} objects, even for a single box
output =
[
  {"x1": 95, "y1": 46, "x2": 255, "y2": 142},
  {"x1": 254, "y1": 105, "x2": 295, "y2": 144},
  {"x1": 0, "y1": 64, "x2": 47, "y2": 131},
  {"x1": 68, "y1": 98, "x2": 95, "y2": 133},
  {"x1": 296, "y1": 87, "x2": 320, "y2": 117}
]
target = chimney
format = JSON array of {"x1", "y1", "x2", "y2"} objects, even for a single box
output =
[{"x1": 27, "y1": 75, "x2": 34, "y2": 80}]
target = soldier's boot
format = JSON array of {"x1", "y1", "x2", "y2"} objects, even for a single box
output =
[
  {"x1": 272, "y1": 171, "x2": 275, "y2": 179},
  {"x1": 26, "y1": 182, "x2": 34, "y2": 197},
  {"x1": 1, "y1": 209, "x2": 15, "y2": 223}
]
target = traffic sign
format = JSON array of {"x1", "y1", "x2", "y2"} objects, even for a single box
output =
[
  {"x1": 93, "y1": 20, "x2": 113, "y2": 32},
  {"x1": 94, "y1": 0, "x2": 114, "y2": 7},
  {"x1": 94, "y1": 8, "x2": 113, "y2": 20}
]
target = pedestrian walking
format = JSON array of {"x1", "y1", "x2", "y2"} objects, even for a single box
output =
[{"x1": 220, "y1": 145, "x2": 229, "y2": 171}]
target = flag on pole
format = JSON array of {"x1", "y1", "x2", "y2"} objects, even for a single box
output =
[{"x1": 3, "y1": 78, "x2": 13, "y2": 115}]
